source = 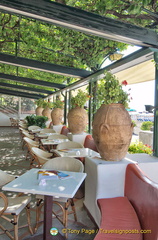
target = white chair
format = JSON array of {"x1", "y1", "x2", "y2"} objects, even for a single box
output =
[
  {"x1": 22, "y1": 130, "x2": 34, "y2": 140},
  {"x1": 21, "y1": 131, "x2": 35, "y2": 150},
  {"x1": 0, "y1": 170, "x2": 16, "y2": 188},
  {"x1": 28, "y1": 125, "x2": 41, "y2": 131},
  {"x1": 0, "y1": 171, "x2": 33, "y2": 240},
  {"x1": 35, "y1": 157, "x2": 84, "y2": 236},
  {"x1": 31, "y1": 147, "x2": 53, "y2": 168},
  {"x1": 56, "y1": 141, "x2": 84, "y2": 150},
  {"x1": 23, "y1": 137, "x2": 40, "y2": 164},
  {"x1": 19, "y1": 122, "x2": 28, "y2": 129},
  {"x1": 40, "y1": 129, "x2": 56, "y2": 134},
  {"x1": 0, "y1": 192, "x2": 33, "y2": 240}
]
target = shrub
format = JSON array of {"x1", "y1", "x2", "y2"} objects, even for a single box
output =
[
  {"x1": 25, "y1": 115, "x2": 48, "y2": 128},
  {"x1": 141, "y1": 121, "x2": 153, "y2": 131},
  {"x1": 128, "y1": 141, "x2": 152, "y2": 155}
]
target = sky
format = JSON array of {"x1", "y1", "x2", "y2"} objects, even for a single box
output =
[
  {"x1": 122, "y1": 46, "x2": 155, "y2": 112},
  {"x1": 127, "y1": 80, "x2": 155, "y2": 112},
  {"x1": 103, "y1": 46, "x2": 155, "y2": 113}
]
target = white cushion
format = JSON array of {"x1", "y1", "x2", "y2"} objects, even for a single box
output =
[
  {"x1": 0, "y1": 196, "x2": 31, "y2": 215},
  {"x1": 0, "y1": 170, "x2": 16, "y2": 187}
]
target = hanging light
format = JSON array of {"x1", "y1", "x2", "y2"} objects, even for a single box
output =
[{"x1": 109, "y1": 52, "x2": 123, "y2": 61}]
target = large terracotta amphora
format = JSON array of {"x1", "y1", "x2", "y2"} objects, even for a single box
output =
[
  {"x1": 67, "y1": 107, "x2": 88, "y2": 134},
  {"x1": 51, "y1": 108, "x2": 63, "y2": 125},
  {"x1": 42, "y1": 107, "x2": 52, "y2": 121},
  {"x1": 92, "y1": 103, "x2": 133, "y2": 161},
  {"x1": 35, "y1": 106, "x2": 44, "y2": 116}
]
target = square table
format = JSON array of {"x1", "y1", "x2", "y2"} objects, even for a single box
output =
[
  {"x1": 36, "y1": 133, "x2": 58, "y2": 139},
  {"x1": 41, "y1": 138, "x2": 69, "y2": 146},
  {"x1": 2, "y1": 168, "x2": 86, "y2": 240},
  {"x1": 53, "y1": 148, "x2": 100, "y2": 158},
  {"x1": 41, "y1": 138, "x2": 70, "y2": 151}
]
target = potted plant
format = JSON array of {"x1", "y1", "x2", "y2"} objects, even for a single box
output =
[
  {"x1": 128, "y1": 141, "x2": 152, "y2": 155},
  {"x1": 141, "y1": 121, "x2": 153, "y2": 131},
  {"x1": 42, "y1": 101, "x2": 52, "y2": 121},
  {"x1": 25, "y1": 115, "x2": 48, "y2": 128},
  {"x1": 51, "y1": 99, "x2": 64, "y2": 125},
  {"x1": 35, "y1": 99, "x2": 44, "y2": 116},
  {"x1": 92, "y1": 71, "x2": 133, "y2": 161},
  {"x1": 67, "y1": 89, "x2": 90, "y2": 134}
]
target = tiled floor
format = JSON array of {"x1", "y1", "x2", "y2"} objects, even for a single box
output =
[{"x1": 0, "y1": 127, "x2": 97, "y2": 240}]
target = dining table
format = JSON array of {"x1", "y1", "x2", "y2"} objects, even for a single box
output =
[
  {"x1": 41, "y1": 138, "x2": 70, "y2": 151},
  {"x1": 2, "y1": 168, "x2": 87, "y2": 240},
  {"x1": 35, "y1": 132, "x2": 59, "y2": 141},
  {"x1": 53, "y1": 148, "x2": 100, "y2": 158}
]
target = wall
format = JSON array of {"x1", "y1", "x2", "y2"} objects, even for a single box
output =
[{"x1": 0, "y1": 112, "x2": 11, "y2": 126}]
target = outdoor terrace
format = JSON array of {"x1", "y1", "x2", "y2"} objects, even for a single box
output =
[{"x1": 0, "y1": 126, "x2": 97, "y2": 240}]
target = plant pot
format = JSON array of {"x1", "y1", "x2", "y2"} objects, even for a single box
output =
[
  {"x1": 92, "y1": 103, "x2": 133, "y2": 161},
  {"x1": 51, "y1": 108, "x2": 63, "y2": 125},
  {"x1": 67, "y1": 107, "x2": 88, "y2": 134},
  {"x1": 35, "y1": 106, "x2": 44, "y2": 116},
  {"x1": 42, "y1": 107, "x2": 51, "y2": 121}
]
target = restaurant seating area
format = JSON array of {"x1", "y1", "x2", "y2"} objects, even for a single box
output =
[
  {"x1": 2, "y1": 120, "x2": 158, "y2": 240},
  {"x1": 0, "y1": 126, "x2": 97, "y2": 240}
]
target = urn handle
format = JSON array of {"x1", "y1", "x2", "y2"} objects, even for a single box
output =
[{"x1": 100, "y1": 123, "x2": 109, "y2": 133}]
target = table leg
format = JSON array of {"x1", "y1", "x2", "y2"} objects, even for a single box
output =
[{"x1": 44, "y1": 195, "x2": 65, "y2": 240}]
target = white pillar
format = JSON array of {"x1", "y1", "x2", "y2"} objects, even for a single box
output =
[{"x1": 18, "y1": 97, "x2": 21, "y2": 119}]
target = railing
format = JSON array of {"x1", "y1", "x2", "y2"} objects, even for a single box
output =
[{"x1": 0, "y1": 105, "x2": 18, "y2": 117}]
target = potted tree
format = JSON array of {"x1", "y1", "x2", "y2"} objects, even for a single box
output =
[
  {"x1": 92, "y1": 71, "x2": 133, "y2": 161},
  {"x1": 67, "y1": 89, "x2": 90, "y2": 134},
  {"x1": 35, "y1": 99, "x2": 44, "y2": 116},
  {"x1": 51, "y1": 99, "x2": 64, "y2": 125}
]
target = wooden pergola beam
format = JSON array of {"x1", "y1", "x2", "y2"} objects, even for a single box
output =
[
  {"x1": 0, "y1": 88, "x2": 44, "y2": 99},
  {"x1": 0, "y1": 81, "x2": 53, "y2": 94},
  {"x1": 0, "y1": 0, "x2": 158, "y2": 48},
  {"x1": 0, "y1": 73, "x2": 64, "y2": 89},
  {"x1": 0, "y1": 53, "x2": 92, "y2": 78}
]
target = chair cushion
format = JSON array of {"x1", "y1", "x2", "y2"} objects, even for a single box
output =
[
  {"x1": 0, "y1": 170, "x2": 16, "y2": 187},
  {"x1": 0, "y1": 196, "x2": 31, "y2": 215},
  {"x1": 94, "y1": 197, "x2": 142, "y2": 240}
]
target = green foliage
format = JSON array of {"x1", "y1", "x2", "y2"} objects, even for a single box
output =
[
  {"x1": 128, "y1": 141, "x2": 152, "y2": 155},
  {"x1": 0, "y1": 0, "x2": 157, "y2": 92},
  {"x1": 70, "y1": 89, "x2": 90, "y2": 108},
  {"x1": 132, "y1": 120, "x2": 137, "y2": 127},
  {"x1": 25, "y1": 115, "x2": 48, "y2": 128},
  {"x1": 141, "y1": 121, "x2": 153, "y2": 131},
  {"x1": 42, "y1": 101, "x2": 53, "y2": 109},
  {"x1": 52, "y1": 99, "x2": 64, "y2": 109},
  {"x1": 96, "y1": 71, "x2": 130, "y2": 108},
  {"x1": 35, "y1": 99, "x2": 44, "y2": 107}
]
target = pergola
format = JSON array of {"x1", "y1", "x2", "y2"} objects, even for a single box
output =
[{"x1": 0, "y1": 0, "x2": 158, "y2": 155}]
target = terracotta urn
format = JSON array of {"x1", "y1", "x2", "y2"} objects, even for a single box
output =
[
  {"x1": 35, "y1": 106, "x2": 44, "y2": 116},
  {"x1": 42, "y1": 107, "x2": 52, "y2": 121},
  {"x1": 51, "y1": 108, "x2": 64, "y2": 125},
  {"x1": 67, "y1": 107, "x2": 88, "y2": 134},
  {"x1": 92, "y1": 103, "x2": 133, "y2": 161}
]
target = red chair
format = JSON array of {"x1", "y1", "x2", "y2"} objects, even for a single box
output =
[
  {"x1": 60, "y1": 126, "x2": 70, "y2": 136},
  {"x1": 84, "y1": 134, "x2": 98, "y2": 152}
]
